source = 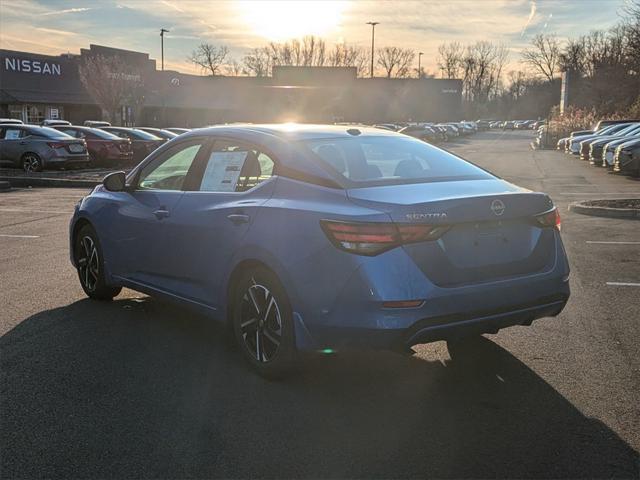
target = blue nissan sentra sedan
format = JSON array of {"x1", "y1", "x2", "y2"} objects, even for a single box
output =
[{"x1": 69, "y1": 124, "x2": 570, "y2": 377}]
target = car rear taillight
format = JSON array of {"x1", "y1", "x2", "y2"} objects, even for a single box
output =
[
  {"x1": 321, "y1": 220, "x2": 450, "y2": 256},
  {"x1": 534, "y1": 208, "x2": 561, "y2": 231}
]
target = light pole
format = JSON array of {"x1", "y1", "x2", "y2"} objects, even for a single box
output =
[
  {"x1": 418, "y1": 52, "x2": 424, "y2": 78},
  {"x1": 160, "y1": 28, "x2": 169, "y2": 71},
  {"x1": 366, "y1": 21, "x2": 379, "y2": 78}
]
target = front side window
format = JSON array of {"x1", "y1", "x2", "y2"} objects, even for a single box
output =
[
  {"x1": 198, "y1": 140, "x2": 275, "y2": 193},
  {"x1": 300, "y1": 135, "x2": 493, "y2": 187},
  {"x1": 137, "y1": 142, "x2": 204, "y2": 191}
]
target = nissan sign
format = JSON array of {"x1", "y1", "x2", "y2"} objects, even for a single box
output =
[{"x1": 4, "y1": 57, "x2": 61, "y2": 75}]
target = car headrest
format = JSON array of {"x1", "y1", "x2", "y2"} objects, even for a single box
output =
[
  {"x1": 394, "y1": 159, "x2": 424, "y2": 178},
  {"x1": 240, "y1": 151, "x2": 261, "y2": 178},
  {"x1": 316, "y1": 144, "x2": 346, "y2": 174}
]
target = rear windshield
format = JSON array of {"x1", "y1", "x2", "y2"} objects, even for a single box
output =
[
  {"x1": 29, "y1": 127, "x2": 74, "y2": 139},
  {"x1": 145, "y1": 129, "x2": 178, "y2": 139},
  {"x1": 299, "y1": 135, "x2": 493, "y2": 187},
  {"x1": 86, "y1": 128, "x2": 121, "y2": 140},
  {"x1": 105, "y1": 128, "x2": 160, "y2": 140},
  {"x1": 130, "y1": 129, "x2": 162, "y2": 140},
  {"x1": 615, "y1": 124, "x2": 640, "y2": 135}
]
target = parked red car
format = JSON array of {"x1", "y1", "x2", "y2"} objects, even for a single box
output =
[
  {"x1": 100, "y1": 127, "x2": 165, "y2": 162},
  {"x1": 54, "y1": 125, "x2": 133, "y2": 166}
]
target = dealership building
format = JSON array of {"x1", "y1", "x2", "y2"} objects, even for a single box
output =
[{"x1": 0, "y1": 44, "x2": 462, "y2": 126}]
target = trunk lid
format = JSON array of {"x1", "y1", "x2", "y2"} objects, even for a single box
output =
[{"x1": 347, "y1": 179, "x2": 557, "y2": 287}]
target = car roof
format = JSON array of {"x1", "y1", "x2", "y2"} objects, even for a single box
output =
[{"x1": 187, "y1": 123, "x2": 398, "y2": 142}]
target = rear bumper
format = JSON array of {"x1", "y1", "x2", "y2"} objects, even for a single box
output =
[
  {"x1": 305, "y1": 293, "x2": 568, "y2": 350},
  {"x1": 403, "y1": 295, "x2": 567, "y2": 346}
]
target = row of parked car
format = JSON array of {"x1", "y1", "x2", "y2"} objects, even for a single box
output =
[
  {"x1": 555, "y1": 119, "x2": 640, "y2": 177},
  {"x1": 1, "y1": 116, "x2": 520, "y2": 173},
  {"x1": 371, "y1": 121, "x2": 480, "y2": 144},
  {"x1": 498, "y1": 120, "x2": 546, "y2": 130},
  {"x1": 0, "y1": 118, "x2": 192, "y2": 172}
]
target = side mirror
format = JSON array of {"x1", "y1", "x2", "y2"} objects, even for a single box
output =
[{"x1": 103, "y1": 171, "x2": 127, "y2": 192}]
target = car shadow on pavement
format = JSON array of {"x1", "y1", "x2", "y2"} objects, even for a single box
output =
[{"x1": 1, "y1": 296, "x2": 638, "y2": 479}]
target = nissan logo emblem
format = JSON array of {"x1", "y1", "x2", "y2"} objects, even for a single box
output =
[{"x1": 491, "y1": 199, "x2": 505, "y2": 216}]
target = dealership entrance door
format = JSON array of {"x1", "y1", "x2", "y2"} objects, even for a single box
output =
[{"x1": 7, "y1": 104, "x2": 65, "y2": 124}]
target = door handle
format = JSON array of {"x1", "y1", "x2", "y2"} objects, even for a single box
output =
[
  {"x1": 19, "y1": 141, "x2": 27, "y2": 145},
  {"x1": 227, "y1": 213, "x2": 250, "y2": 225},
  {"x1": 153, "y1": 208, "x2": 170, "y2": 219}
]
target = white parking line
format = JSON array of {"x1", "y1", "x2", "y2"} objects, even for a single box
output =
[
  {"x1": 606, "y1": 282, "x2": 640, "y2": 287},
  {"x1": 587, "y1": 241, "x2": 640, "y2": 245},
  {"x1": 0, "y1": 234, "x2": 40, "y2": 238}
]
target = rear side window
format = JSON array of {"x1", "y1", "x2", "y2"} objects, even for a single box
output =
[
  {"x1": 300, "y1": 135, "x2": 492, "y2": 187},
  {"x1": 3, "y1": 128, "x2": 24, "y2": 139},
  {"x1": 198, "y1": 140, "x2": 275, "y2": 193}
]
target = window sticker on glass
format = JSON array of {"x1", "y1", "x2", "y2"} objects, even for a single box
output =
[
  {"x1": 5, "y1": 129, "x2": 21, "y2": 140},
  {"x1": 201, "y1": 150, "x2": 248, "y2": 192}
]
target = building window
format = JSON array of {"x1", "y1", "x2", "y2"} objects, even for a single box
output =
[
  {"x1": 26, "y1": 105, "x2": 45, "y2": 124},
  {"x1": 8, "y1": 104, "x2": 24, "y2": 122}
]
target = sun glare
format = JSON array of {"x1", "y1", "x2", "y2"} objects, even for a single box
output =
[{"x1": 235, "y1": 1, "x2": 348, "y2": 41}]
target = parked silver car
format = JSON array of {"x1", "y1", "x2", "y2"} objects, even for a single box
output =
[{"x1": 0, "y1": 125, "x2": 89, "y2": 172}]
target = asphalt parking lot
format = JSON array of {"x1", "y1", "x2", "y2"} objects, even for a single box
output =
[{"x1": 1, "y1": 130, "x2": 638, "y2": 478}]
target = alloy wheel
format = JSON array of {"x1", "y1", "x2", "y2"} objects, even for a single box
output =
[
  {"x1": 239, "y1": 280, "x2": 283, "y2": 363},
  {"x1": 22, "y1": 155, "x2": 40, "y2": 173},
  {"x1": 77, "y1": 235, "x2": 99, "y2": 292}
]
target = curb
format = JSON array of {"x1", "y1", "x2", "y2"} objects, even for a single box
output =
[
  {"x1": 569, "y1": 200, "x2": 640, "y2": 220},
  {"x1": 0, "y1": 177, "x2": 99, "y2": 189},
  {"x1": 0, "y1": 180, "x2": 11, "y2": 191}
]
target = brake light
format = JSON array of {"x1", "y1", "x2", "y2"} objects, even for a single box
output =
[
  {"x1": 321, "y1": 220, "x2": 450, "y2": 256},
  {"x1": 534, "y1": 208, "x2": 561, "y2": 231}
]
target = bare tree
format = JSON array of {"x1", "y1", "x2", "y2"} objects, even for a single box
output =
[
  {"x1": 623, "y1": 0, "x2": 640, "y2": 75},
  {"x1": 521, "y1": 34, "x2": 560, "y2": 82},
  {"x1": 78, "y1": 54, "x2": 143, "y2": 124},
  {"x1": 301, "y1": 36, "x2": 326, "y2": 66},
  {"x1": 189, "y1": 44, "x2": 229, "y2": 76},
  {"x1": 267, "y1": 36, "x2": 327, "y2": 67},
  {"x1": 437, "y1": 42, "x2": 463, "y2": 78},
  {"x1": 243, "y1": 47, "x2": 272, "y2": 77},
  {"x1": 377, "y1": 46, "x2": 415, "y2": 78},
  {"x1": 559, "y1": 38, "x2": 586, "y2": 74},
  {"x1": 506, "y1": 70, "x2": 528, "y2": 101},
  {"x1": 328, "y1": 43, "x2": 368, "y2": 76},
  {"x1": 225, "y1": 59, "x2": 243, "y2": 76}
]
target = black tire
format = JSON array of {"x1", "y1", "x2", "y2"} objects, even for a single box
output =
[
  {"x1": 21, "y1": 153, "x2": 43, "y2": 172},
  {"x1": 74, "y1": 224, "x2": 121, "y2": 300},
  {"x1": 231, "y1": 266, "x2": 296, "y2": 379}
]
